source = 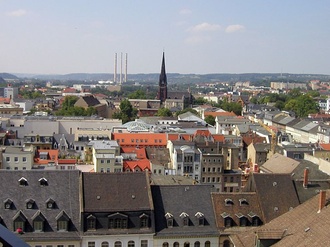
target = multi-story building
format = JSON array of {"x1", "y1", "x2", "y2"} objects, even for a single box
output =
[
  {"x1": 82, "y1": 172, "x2": 155, "y2": 247},
  {"x1": 1, "y1": 146, "x2": 34, "y2": 170},
  {"x1": 0, "y1": 170, "x2": 81, "y2": 246},
  {"x1": 87, "y1": 140, "x2": 123, "y2": 173}
]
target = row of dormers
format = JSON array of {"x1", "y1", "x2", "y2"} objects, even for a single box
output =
[
  {"x1": 1, "y1": 210, "x2": 70, "y2": 233},
  {"x1": 4, "y1": 198, "x2": 56, "y2": 210},
  {"x1": 165, "y1": 212, "x2": 205, "y2": 227},
  {"x1": 18, "y1": 177, "x2": 48, "y2": 186},
  {"x1": 224, "y1": 198, "x2": 249, "y2": 206}
]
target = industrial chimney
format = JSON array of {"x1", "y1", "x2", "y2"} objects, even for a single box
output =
[{"x1": 114, "y1": 53, "x2": 117, "y2": 83}]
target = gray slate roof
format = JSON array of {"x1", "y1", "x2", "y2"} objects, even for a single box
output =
[
  {"x1": 151, "y1": 185, "x2": 218, "y2": 236},
  {"x1": 0, "y1": 170, "x2": 81, "y2": 241}
]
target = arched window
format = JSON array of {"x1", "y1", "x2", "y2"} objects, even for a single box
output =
[
  {"x1": 194, "y1": 242, "x2": 200, "y2": 247},
  {"x1": 114, "y1": 241, "x2": 122, "y2": 247},
  {"x1": 128, "y1": 241, "x2": 135, "y2": 247},
  {"x1": 101, "y1": 242, "x2": 109, "y2": 247},
  {"x1": 184, "y1": 242, "x2": 190, "y2": 247},
  {"x1": 204, "y1": 241, "x2": 210, "y2": 247},
  {"x1": 223, "y1": 240, "x2": 230, "y2": 247},
  {"x1": 163, "y1": 242, "x2": 169, "y2": 247},
  {"x1": 173, "y1": 242, "x2": 179, "y2": 247}
]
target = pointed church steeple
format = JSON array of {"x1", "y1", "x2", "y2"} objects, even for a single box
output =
[{"x1": 158, "y1": 52, "x2": 167, "y2": 103}]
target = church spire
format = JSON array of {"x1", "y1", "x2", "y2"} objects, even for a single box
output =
[{"x1": 158, "y1": 52, "x2": 167, "y2": 103}]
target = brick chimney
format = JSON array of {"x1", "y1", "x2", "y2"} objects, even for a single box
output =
[
  {"x1": 303, "y1": 168, "x2": 309, "y2": 188},
  {"x1": 318, "y1": 190, "x2": 326, "y2": 213}
]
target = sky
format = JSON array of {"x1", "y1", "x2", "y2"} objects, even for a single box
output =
[{"x1": 1, "y1": 1, "x2": 330, "y2": 75}]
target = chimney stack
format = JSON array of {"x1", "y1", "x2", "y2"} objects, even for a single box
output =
[
  {"x1": 318, "y1": 190, "x2": 327, "y2": 213},
  {"x1": 303, "y1": 168, "x2": 309, "y2": 188}
]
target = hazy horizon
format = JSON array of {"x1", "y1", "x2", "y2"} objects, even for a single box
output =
[{"x1": 1, "y1": 1, "x2": 329, "y2": 75}]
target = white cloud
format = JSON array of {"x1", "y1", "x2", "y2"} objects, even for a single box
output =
[
  {"x1": 184, "y1": 35, "x2": 211, "y2": 45},
  {"x1": 180, "y1": 9, "x2": 192, "y2": 15},
  {"x1": 188, "y1": 22, "x2": 221, "y2": 32},
  {"x1": 225, "y1": 24, "x2": 245, "y2": 33},
  {"x1": 6, "y1": 9, "x2": 27, "y2": 17}
]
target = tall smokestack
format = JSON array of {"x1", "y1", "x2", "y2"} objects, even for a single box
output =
[
  {"x1": 120, "y1": 52, "x2": 123, "y2": 85},
  {"x1": 318, "y1": 190, "x2": 327, "y2": 213},
  {"x1": 114, "y1": 53, "x2": 117, "y2": 83},
  {"x1": 303, "y1": 168, "x2": 309, "y2": 188},
  {"x1": 125, "y1": 53, "x2": 128, "y2": 83}
]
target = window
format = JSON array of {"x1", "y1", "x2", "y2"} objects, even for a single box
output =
[
  {"x1": 204, "y1": 241, "x2": 210, "y2": 247},
  {"x1": 34, "y1": 220, "x2": 44, "y2": 232},
  {"x1": 107, "y1": 159, "x2": 111, "y2": 163},
  {"x1": 194, "y1": 242, "x2": 200, "y2": 247},
  {"x1": 225, "y1": 217, "x2": 232, "y2": 227},
  {"x1": 100, "y1": 168, "x2": 104, "y2": 173},
  {"x1": 140, "y1": 214, "x2": 149, "y2": 228},
  {"x1": 6, "y1": 157, "x2": 10, "y2": 162},
  {"x1": 101, "y1": 160, "x2": 105, "y2": 164},
  {"x1": 141, "y1": 240, "x2": 148, "y2": 247},
  {"x1": 101, "y1": 242, "x2": 109, "y2": 247},
  {"x1": 58, "y1": 220, "x2": 68, "y2": 231},
  {"x1": 114, "y1": 242, "x2": 122, "y2": 247},
  {"x1": 163, "y1": 243, "x2": 169, "y2": 247},
  {"x1": 184, "y1": 242, "x2": 190, "y2": 247},
  {"x1": 14, "y1": 157, "x2": 18, "y2": 162},
  {"x1": 14, "y1": 221, "x2": 25, "y2": 232},
  {"x1": 87, "y1": 215, "x2": 96, "y2": 230},
  {"x1": 88, "y1": 242, "x2": 95, "y2": 247},
  {"x1": 128, "y1": 241, "x2": 135, "y2": 247},
  {"x1": 240, "y1": 217, "x2": 247, "y2": 227},
  {"x1": 107, "y1": 168, "x2": 110, "y2": 173},
  {"x1": 223, "y1": 240, "x2": 230, "y2": 247}
]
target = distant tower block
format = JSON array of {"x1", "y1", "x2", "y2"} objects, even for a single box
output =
[
  {"x1": 114, "y1": 53, "x2": 117, "y2": 83},
  {"x1": 120, "y1": 52, "x2": 123, "y2": 85},
  {"x1": 125, "y1": 53, "x2": 128, "y2": 83}
]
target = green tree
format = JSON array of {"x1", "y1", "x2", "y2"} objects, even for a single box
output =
[
  {"x1": 285, "y1": 94, "x2": 319, "y2": 117},
  {"x1": 156, "y1": 107, "x2": 172, "y2": 117},
  {"x1": 204, "y1": 115, "x2": 215, "y2": 126},
  {"x1": 193, "y1": 97, "x2": 208, "y2": 105},
  {"x1": 113, "y1": 99, "x2": 138, "y2": 123},
  {"x1": 61, "y1": 96, "x2": 79, "y2": 111},
  {"x1": 128, "y1": 89, "x2": 147, "y2": 99}
]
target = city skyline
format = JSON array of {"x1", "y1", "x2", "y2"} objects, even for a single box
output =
[{"x1": 1, "y1": 1, "x2": 329, "y2": 75}]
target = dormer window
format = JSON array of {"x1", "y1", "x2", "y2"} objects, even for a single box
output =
[
  {"x1": 32, "y1": 211, "x2": 46, "y2": 232},
  {"x1": 235, "y1": 213, "x2": 248, "y2": 227},
  {"x1": 13, "y1": 211, "x2": 27, "y2": 232},
  {"x1": 139, "y1": 213, "x2": 149, "y2": 228},
  {"x1": 56, "y1": 211, "x2": 70, "y2": 231},
  {"x1": 87, "y1": 214, "x2": 96, "y2": 231},
  {"x1": 165, "y1": 212, "x2": 174, "y2": 228},
  {"x1": 239, "y1": 198, "x2": 249, "y2": 206},
  {"x1": 195, "y1": 212, "x2": 205, "y2": 226},
  {"x1": 38, "y1": 178, "x2": 48, "y2": 186},
  {"x1": 225, "y1": 199, "x2": 234, "y2": 206},
  {"x1": 26, "y1": 199, "x2": 35, "y2": 209},
  {"x1": 221, "y1": 212, "x2": 233, "y2": 227},
  {"x1": 4, "y1": 199, "x2": 13, "y2": 210},
  {"x1": 19, "y1": 177, "x2": 28, "y2": 186},
  {"x1": 180, "y1": 212, "x2": 189, "y2": 226},
  {"x1": 248, "y1": 212, "x2": 261, "y2": 226},
  {"x1": 46, "y1": 198, "x2": 55, "y2": 209},
  {"x1": 108, "y1": 212, "x2": 128, "y2": 229}
]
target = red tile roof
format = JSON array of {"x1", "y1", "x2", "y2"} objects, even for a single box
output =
[
  {"x1": 121, "y1": 147, "x2": 147, "y2": 159},
  {"x1": 167, "y1": 133, "x2": 192, "y2": 141},
  {"x1": 123, "y1": 159, "x2": 151, "y2": 172},
  {"x1": 58, "y1": 159, "x2": 77, "y2": 164},
  {"x1": 34, "y1": 149, "x2": 59, "y2": 165},
  {"x1": 113, "y1": 133, "x2": 167, "y2": 147},
  {"x1": 320, "y1": 143, "x2": 330, "y2": 151}
]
